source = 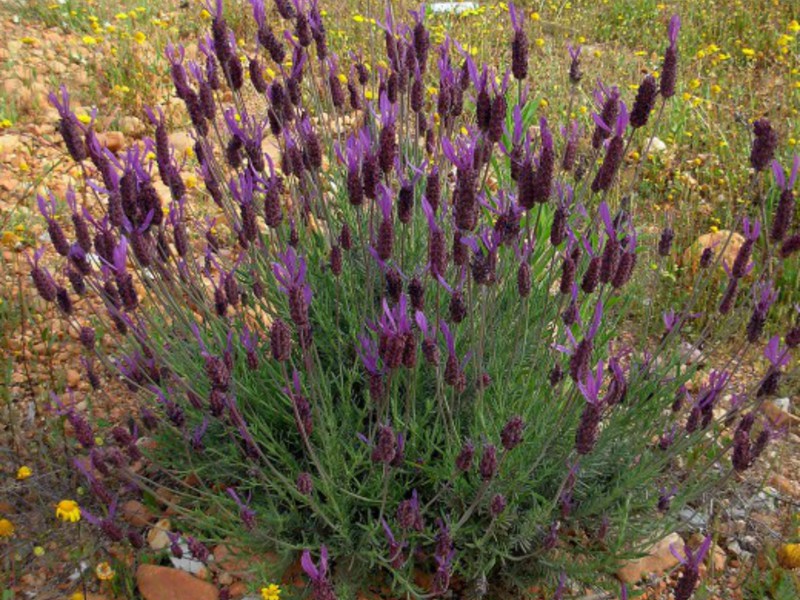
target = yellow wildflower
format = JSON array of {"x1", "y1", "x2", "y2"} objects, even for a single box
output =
[
  {"x1": 0, "y1": 118, "x2": 11, "y2": 128},
  {"x1": 76, "y1": 114, "x2": 92, "y2": 125},
  {"x1": 34, "y1": 546, "x2": 45, "y2": 556},
  {"x1": 741, "y1": 48, "x2": 755, "y2": 57},
  {"x1": 134, "y1": 32, "x2": 146, "y2": 44},
  {"x1": 789, "y1": 20, "x2": 800, "y2": 33},
  {"x1": 530, "y1": 12, "x2": 540, "y2": 21},
  {"x1": 535, "y1": 38, "x2": 545, "y2": 47},
  {"x1": 710, "y1": 84, "x2": 722, "y2": 95},
  {"x1": 82, "y1": 36, "x2": 99, "y2": 46},
  {"x1": 0, "y1": 518, "x2": 14, "y2": 537},
  {"x1": 21, "y1": 36, "x2": 38, "y2": 45},
  {"x1": 115, "y1": 12, "x2": 128, "y2": 20},
  {"x1": 777, "y1": 543, "x2": 800, "y2": 569},
  {"x1": 689, "y1": 78, "x2": 701, "y2": 90},
  {"x1": 16, "y1": 466, "x2": 32, "y2": 480},
  {"x1": 200, "y1": 8, "x2": 212, "y2": 20},
  {"x1": 56, "y1": 500, "x2": 81, "y2": 522},
  {"x1": 2, "y1": 232, "x2": 20, "y2": 248},
  {"x1": 95, "y1": 562, "x2": 115, "y2": 581},
  {"x1": 261, "y1": 584, "x2": 281, "y2": 600}
]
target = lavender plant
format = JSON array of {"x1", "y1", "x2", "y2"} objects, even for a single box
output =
[{"x1": 35, "y1": 1, "x2": 798, "y2": 597}]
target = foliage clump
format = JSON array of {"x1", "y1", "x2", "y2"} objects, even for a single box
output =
[{"x1": 34, "y1": 1, "x2": 799, "y2": 597}]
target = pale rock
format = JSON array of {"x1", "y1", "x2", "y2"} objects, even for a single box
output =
[
  {"x1": 0, "y1": 134, "x2": 21, "y2": 155},
  {"x1": 147, "y1": 518, "x2": 171, "y2": 550},
  {"x1": 169, "y1": 131, "x2": 195, "y2": 157},
  {"x1": 261, "y1": 137, "x2": 281, "y2": 168},
  {"x1": 682, "y1": 230, "x2": 745, "y2": 274},
  {"x1": 119, "y1": 116, "x2": 146, "y2": 137},
  {"x1": 648, "y1": 136, "x2": 667, "y2": 153},
  {"x1": 136, "y1": 565, "x2": 218, "y2": 600},
  {"x1": 97, "y1": 131, "x2": 126, "y2": 153},
  {"x1": 66, "y1": 369, "x2": 81, "y2": 388},
  {"x1": 616, "y1": 532, "x2": 683, "y2": 583}
]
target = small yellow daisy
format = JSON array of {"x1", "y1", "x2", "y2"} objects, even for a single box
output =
[
  {"x1": 95, "y1": 561, "x2": 115, "y2": 581},
  {"x1": 261, "y1": 583, "x2": 281, "y2": 600},
  {"x1": 0, "y1": 518, "x2": 14, "y2": 538},
  {"x1": 56, "y1": 500, "x2": 81, "y2": 522},
  {"x1": 16, "y1": 466, "x2": 32, "y2": 480}
]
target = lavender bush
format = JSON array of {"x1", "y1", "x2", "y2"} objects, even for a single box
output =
[{"x1": 35, "y1": 1, "x2": 799, "y2": 597}]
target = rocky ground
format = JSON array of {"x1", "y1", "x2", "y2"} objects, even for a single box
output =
[{"x1": 1, "y1": 6, "x2": 799, "y2": 600}]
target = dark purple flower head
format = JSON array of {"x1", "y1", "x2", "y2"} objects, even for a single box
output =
[
  {"x1": 770, "y1": 155, "x2": 798, "y2": 242},
  {"x1": 479, "y1": 443, "x2": 498, "y2": 481},
  {"x1": 301, "y1": 546, "x2": 336, "y2": 600},
  {"x1": 455, "y1": 439, "x2": 475, "y2": 472},
  {"x1": 568, "y1": 44, "x2": 582, "y2": 83},
  {"x1": 190, "y1": 417, "x2": 209, "y2": 451},
  {"x1": 297, "y1": 472, "x2": 313, "y2": 496},
  {"x1": 273, "y1": 246, "x2": 312, "y2": 300},
  {"x1": 509, "y1": 3, "x2": 528, "y2": 81},
  {"x1": 371, "y1": 423, "x2": 398, "y2": 464},
  {"x1": 49, "y1": 85, "x2": 88, "y2": 161},
  {"x1": 750, "y1": 119, "x2": 778, "y2": 172},
  {"x1": 500, "y1": 415, "x2": 524, "y2": 451},
  {"x1": 490, "y1": 493, "x2": 507, "y2": 517},
  {"x1": 660, "y1": 15, "x2": 681, "y2": 98},
  {"x1": 397, "y1": 489, "x2": 424, "y2": 531},
  {"x1": 764, "y1": 335, "x2": 791, "y2": 368},
  {"x1": 671, "y1": 535, "x2": 711, "y2": 600},
  {"x1": 381, "y1": 518, "x2": 408, "y2": 568},
  {"x1": 51, "y1": 391, "x2": 95, "y2": 449},
  {"x1": 227, "y1": 488, "x2": 256, "y2": 530}
]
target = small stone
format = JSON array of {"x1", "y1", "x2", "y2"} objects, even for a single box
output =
[
  {"x1": 682, "y1": 231, "x2": 745, "y2": 275},
  {"x1": 136, "y1": 564, "x2": 219, "y2": 600},
  {"x1": 711, "y1": 546, "x2": 727, "y2": 571},
  {"x1": 769, "y1": 473, "x2": 800, "y2": 498},
  {"x1": 168, "y1": 131, "x2": 194, "y2": 157},
  {"x1": 97, "y1": 131, "x2": 126, "y2": 153},
  {"x1": 227, "y1": 582, "x2": 248, "y2": 599},
  {"x1": 147, "y1": 519, "x2": 171, "y2": 550},
  {"x1": 616, "y1": 532, "x2": 683, "y2": 583},
  {"x1": 119, "y1": 116, "x2": 145, "y2": 137},
  {"x1": 648, "y1": 136, "x2": 667, "y2": 153},
  {"x1": 762, "y1": 400, "x2": 796, "y2": 429},
  {"x1": 121, "y1": 500, "x2": 155, "y2": 527},
  {"x1": 66, "y1": 369, "x2": 81, "y2": 388},
  {"x1": 678, "y1": 508, "x2": 708, "y2": 531}
]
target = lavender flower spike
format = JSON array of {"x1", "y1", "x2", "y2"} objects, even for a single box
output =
[
  {"x1": 508, "y1": 3, "x2": 528, "y2": 81},
  {"x1": 660, "y1": 14, "x2": 681, "y2": 98},
  {"x1": 49, "y1": 84, "x2": 88, "y2": 162},
  {"x1": 671, "y1": 535, "x2": 712, "y2": 600},
  {"x1": 575, "y1": 360, "x2": 605, "y2": 454},
  {"x1": 301, "y1": 546, "x2": 337, "y2": 600},
  {"x1": 226, "y1": 488, "x2": 256, "y2": 530},
  {"x1": 769, "y1": 154, "x2": 798, "y2": 242}
]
